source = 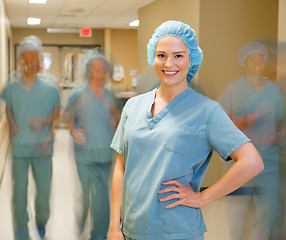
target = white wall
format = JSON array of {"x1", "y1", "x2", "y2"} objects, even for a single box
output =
[{"x1": 0, "y1": 0, "x2": 10, "y2": 90}]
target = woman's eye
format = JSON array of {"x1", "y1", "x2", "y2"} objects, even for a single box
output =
[
  {"x1": 175, "y1": 54, "x2": 183, "y2": 58},
  {"x1": 157, "y1": 54, "x2": 165, "y2": 58}
]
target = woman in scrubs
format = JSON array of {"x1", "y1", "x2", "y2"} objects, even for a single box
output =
[
  {"x1": 109, "y1": 21, "x2": 264, "y2": 240},
  {"x1": 65, "y1": 49, "x2": 120, "y2": 240}
]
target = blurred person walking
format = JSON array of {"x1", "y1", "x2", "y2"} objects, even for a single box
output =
[
  {"x1": 273, "y1": 41, "x2": 286, "y2": 239},
  {"x1": 218, "y1": 41, "x2": 284, "y2": 240},
  {"x1": 0, "y1": 35, "x2": 60, "y2": 240},
  {"x1": 65, "y1": 49, "x2": 120, "y2": 240}
]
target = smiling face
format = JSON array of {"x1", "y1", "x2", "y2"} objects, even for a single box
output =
[
  {"x1": 22, "y1": 49, "x2": 40, "y2": 73},
  {"x1": 244, "y1": 51, "x2": 266, "y2": 76},
  {"x1": 154, "y1": 36, "x2": 190, "y2": 89}
]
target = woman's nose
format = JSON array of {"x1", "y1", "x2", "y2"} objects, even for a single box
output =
[{"x1": 164, "y1": 56, "x2": 173, "y2": 67}]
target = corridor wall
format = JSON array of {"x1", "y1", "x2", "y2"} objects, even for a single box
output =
[{"x1": 0, "y1": 0, "x2": 11, "y2": 90}]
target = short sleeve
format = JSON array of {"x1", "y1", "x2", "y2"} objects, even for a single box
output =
[
  {"x1": 110, "y1": 105, "x2": 127, "y2": 155},
  {"x1": 0, "y1": 85, "x2": 11, "y2": 109},
  {"x1": 208, "y1": 105, "x2": 250, "y2": 160}
]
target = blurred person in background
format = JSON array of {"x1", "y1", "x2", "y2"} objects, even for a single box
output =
[
  {"x1": 218, "y1": 41, "x2": 284, "y2": 240},
  {"x1": 274, "y1": 41, "x2": 286, "y2": 239},
  {"x1": 0, "y1": 35, "x2": 60, "y2": 240},
  {"x1": 65, "y1": 49, "x2": 120, "y2": 240}
]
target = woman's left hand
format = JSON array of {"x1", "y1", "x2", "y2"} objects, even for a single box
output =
[{"x1": 158, "y1": 180, "x2": 204, "y2": 209}]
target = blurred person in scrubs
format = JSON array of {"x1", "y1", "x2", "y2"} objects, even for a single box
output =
[
  {"x1": 65, "y1": 49, "x2": 120, "y2": 240},
  {"x1": 0, "y1": 35, "x2": 60, "y2": 240},
  {"x1": 108, "y1": 21, "x2": 264, "y2": 240},
  {"x1": 218, "y1": 41, "x2": 284, "y2": 240},
  {"x1": 274, "y1": 41, "x2": 286, "y2": 239}
]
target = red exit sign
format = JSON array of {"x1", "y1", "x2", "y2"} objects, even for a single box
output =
[{"x1": 80, "y1": 28, "x2": 92, "y2": 38}]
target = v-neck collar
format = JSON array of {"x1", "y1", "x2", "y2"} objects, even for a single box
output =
[
  {"x1": 87, "y1": 83, "x2": 106, "y2": 102},
  {"x1": 17, "y1": 75, "x2": 38, "y2": 92},
  {"x1": 145, "y1": 88, "x2": 191, "y2": 129},
  {"x1": 243, "y1": 76, "x2": 269, "y2": 96}
]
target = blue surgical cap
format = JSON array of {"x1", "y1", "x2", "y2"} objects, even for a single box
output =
[
  {"x1": 18, "y1": 35, "x2": 43, "y2": 59},
  {"x1": 147, "y1": 20, "x2": 203, "y2": 83},
  {"x1": 83, "y1": 48, "x2": 110, "y2": 81},
  {"x1": 236, "y1": 41, "x2": 268, "y2": 67}
]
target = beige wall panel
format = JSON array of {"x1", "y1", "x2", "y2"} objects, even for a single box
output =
[
  {"x1": 199, "y1": 0, "x2": 279, "y2": 100},
  {"x1": 277, "y1": 0, "x2": 286, "y2": 79},
  {"x1": 199, "y1": 0, "x2": 278, "y2": 187},
  {"x1": 110, "y1": 29, "x2": 137, "y2": 91},
  {"x1": 279, "y1": 0, "x2": 286, "y2": 42}
]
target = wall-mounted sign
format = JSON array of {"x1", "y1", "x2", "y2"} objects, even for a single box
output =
[{"x1": 80, "y1": 28, "x2": 92, "y2": 38}]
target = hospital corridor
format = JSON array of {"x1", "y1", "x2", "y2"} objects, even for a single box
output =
[{"x1": 1, "y1": 0, "x2": 286, "y2": 240}]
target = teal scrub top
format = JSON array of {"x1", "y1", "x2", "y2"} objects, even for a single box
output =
[
  {"x1": 65, "y1": 84, "x2": 117, "y2": 164},
  {"x1": 0, "y1": 76, "x2": 60, "y2": 157},
  {"x1": 218, "y1": 76, "x2": 284, "y2": 172},
  {"x1": 111, "y1": 87, "x2": 250, "y2": 240}
]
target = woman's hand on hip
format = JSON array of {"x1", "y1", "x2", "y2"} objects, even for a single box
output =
[{"x1": 158, "y1": 179, "x2": 205, "y2": 209}]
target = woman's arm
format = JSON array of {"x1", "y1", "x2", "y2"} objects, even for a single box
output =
[
  {"x1": 109, "y1": 153, "x2": 125, "y2": 240},
  {"x1": 66, "y1": 117, "x2": 86, "y2": 146},
  {"x1": 158, "y1": 142, "x2": 264, "y2": 209},
  {"x1": 5, "y1": 107, "x2": 21, "y2": 136},
  {"x1": 29, "y1": 106, "x2": 60, "y2": 131}
]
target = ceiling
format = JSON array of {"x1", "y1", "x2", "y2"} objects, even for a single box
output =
[{"x1": 4, "y1": 0, "x2": 155, "y2": 29}]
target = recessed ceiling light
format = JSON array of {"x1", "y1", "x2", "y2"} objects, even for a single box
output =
[
  {"x1": 47, "y1": 28, "x2": 79, "y2": 33},
  {"x1": 29, "y1": 0, "x2": 47, "y2": 4},
  {"x1": 129, "y1": 20, "x2": 139, "y2": 27},
  {"x1": 27, "y1": 18, "x2": 41, "y2": 25}
]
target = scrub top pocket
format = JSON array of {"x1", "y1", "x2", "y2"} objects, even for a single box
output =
[{"x1": 163, "y1": 126, "x2": 201, "y2": 156}]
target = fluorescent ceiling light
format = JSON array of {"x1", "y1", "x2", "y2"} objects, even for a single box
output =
[
  {"x1": 47, "y1": 28, "x2": 79, "y2": 33},
  {"x1": 27, "y1": 18, "x2": 41, "y2": 25},
  {"x1": 29, "y1": 0, "x2": 47, "y2": 4},
  {"x1": 129, "y1": 20, "x2": 139, "y2": 27}
]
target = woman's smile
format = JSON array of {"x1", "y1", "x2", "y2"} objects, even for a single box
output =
[{"x1": 162, "y1": 70, "x2": 179, "y2": 76}]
